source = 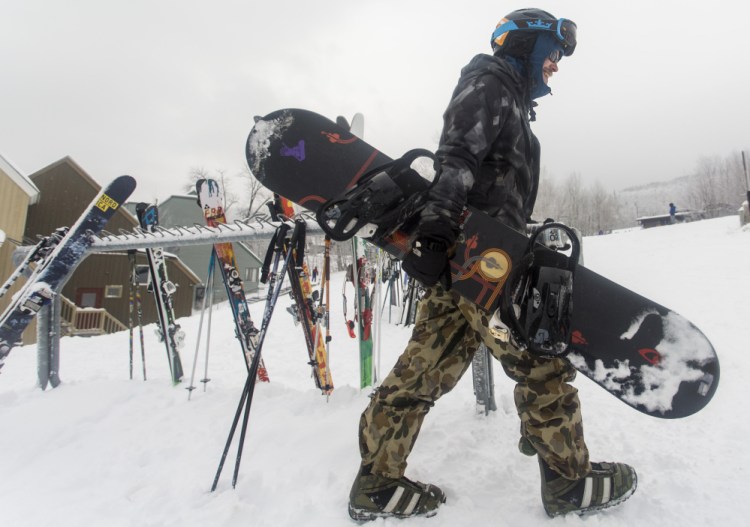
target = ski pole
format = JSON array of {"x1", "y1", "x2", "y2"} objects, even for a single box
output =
[
  {"x1": 187, "y1": 252, "x2": 216, "y2": 398},
  {"x1": 230, "y1": 222, "x2": 300, "y2": 488},
  {"x1": 211, "y1": 222, "x2": 298, "y2": 491},
  {"x1": 202, "y1": 265, "x2": 216, "y2": 390}
]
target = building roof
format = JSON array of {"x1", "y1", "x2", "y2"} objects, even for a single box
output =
[{"x1": 0, "y1": 152, "x2": 40, "y2": 204}]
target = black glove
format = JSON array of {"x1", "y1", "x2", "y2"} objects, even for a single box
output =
[{"x1": 402, "y1": 220, "x2": 455, "y2": 289}]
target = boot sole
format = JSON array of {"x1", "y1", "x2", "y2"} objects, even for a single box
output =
[
  {"x1": 348, "y1": 503, "x2": 440, "y2": 522},
  {"x1": 545, "y1": 467, "x2": 638, "y2": 517}
]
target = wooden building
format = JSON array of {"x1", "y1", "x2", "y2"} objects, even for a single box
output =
[{"x1": 0, "y1": 153, "x2": 40, "y2": 343}]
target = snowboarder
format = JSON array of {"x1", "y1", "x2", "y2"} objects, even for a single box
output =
[
  {"x1": 349, "y1": 8, "x2": 637, "y2": 520},
  {"x1": 669, "y1": 202, "x2": 677, "y2": 224}
]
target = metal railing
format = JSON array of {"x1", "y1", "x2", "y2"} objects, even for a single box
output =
[{"x1": 59, "y1": 295, "x2": 126, "y2": 336}]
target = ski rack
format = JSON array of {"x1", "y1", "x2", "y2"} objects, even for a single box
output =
[
  {"x1": 86, "y1": 212, "x2": 323, "y2": 254},
  {"x1": 10, "y1": 212, "x2": 323, "y2": 389}
]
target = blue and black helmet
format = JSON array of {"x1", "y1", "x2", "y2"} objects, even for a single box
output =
[{"x1": 491, "y1": 8, "x2": 577, "y2": 58}]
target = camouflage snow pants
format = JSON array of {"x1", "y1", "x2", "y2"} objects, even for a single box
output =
[{"x1": 358, "y1": 284, "x2": 591, "y2": 480}]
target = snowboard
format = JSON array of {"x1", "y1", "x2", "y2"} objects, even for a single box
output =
[
  {"x1": 245, "y1": 109, "x2": 720, "y2": 419},
  {"x1": 0, "y1": 175, "x2": 137, "y2": 373}
]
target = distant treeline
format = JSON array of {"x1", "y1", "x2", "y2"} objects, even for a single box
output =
[{"x1": 534, "y1": 150, "x2": 748, "y2": 235}]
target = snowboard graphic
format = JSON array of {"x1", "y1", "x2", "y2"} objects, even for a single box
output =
[
  {"x1": 196, "y1": 178, "x2": 270, "y2": 383},
  {"x1": 245, "y1": 109, "x2": 719, "y2": 419}
]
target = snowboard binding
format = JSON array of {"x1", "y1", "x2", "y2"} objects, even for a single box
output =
[
  {"x1": 496, "y1": 222, "x2": 581, "y2": 357},
  {"x1": 316, "y1": 149, "x2": 435, "y2": 242}
]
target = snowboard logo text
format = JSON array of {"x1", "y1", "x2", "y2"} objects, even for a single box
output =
[
  {"x1": 95, "y1": 194, "x2": 120, "y2": 212},
  {"x1": 453, "y1": 232, "x2": 513, "y2": 311},
  {"x1": 321, "y1": 131, "x2": 357, "y2": 145}
]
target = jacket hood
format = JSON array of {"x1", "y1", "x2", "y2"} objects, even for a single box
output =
[{"x1": 459, "y1": 54, "x2": 530, "y2": 112}]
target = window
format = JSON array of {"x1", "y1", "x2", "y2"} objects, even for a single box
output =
[{"x1": 105, "y1": 285, "x2": 123, "y2": 298}]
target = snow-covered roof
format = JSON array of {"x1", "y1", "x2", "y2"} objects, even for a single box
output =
[{"x1": 0, "y1": 152, "x2": 40, "y2": 204}]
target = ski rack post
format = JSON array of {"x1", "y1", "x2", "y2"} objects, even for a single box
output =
[
  {"x1": 127, "y1": 250, "x2": 147, "y2": 381},
  {"x1": 211, "y1": 220, "x2": 300, "y2": 491},
  {"x1": 379, "y1": 257, "x2": 401, "y2": 323},
  {"x1": 471, "y1": 343, "x2": 497, "y2": 416}
]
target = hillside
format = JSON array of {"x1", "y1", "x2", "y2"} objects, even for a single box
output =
[{"x1": 0, "y1": 216, "x2": 747, "y2": 526}]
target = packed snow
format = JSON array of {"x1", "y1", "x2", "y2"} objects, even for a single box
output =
[{"x1": 0, "y1": 216, "x2": 747, "y2": 526}]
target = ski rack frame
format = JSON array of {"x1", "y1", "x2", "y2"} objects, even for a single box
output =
[
  {"x1": 11, "y1": 212, "x2": 323, "y2": 388},
  {"x1": 86, "y1": 212, "x2": 323, "y2": 254}
]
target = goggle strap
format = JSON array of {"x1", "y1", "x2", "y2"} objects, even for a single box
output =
[{"x1": 492, "y1": 17, "x2": 576, "y2": 51}]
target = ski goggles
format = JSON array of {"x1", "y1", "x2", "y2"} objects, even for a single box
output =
[
  {"x1": 492, "y1": 17, "x2": 577, "y2": 56},
  {"x1": 548, "y1": 48, "x2": 563, "y2": 64}
]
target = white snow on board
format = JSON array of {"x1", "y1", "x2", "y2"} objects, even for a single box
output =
[{"x1": 246, "y1": 112, "x2": 294, "y2": 178}]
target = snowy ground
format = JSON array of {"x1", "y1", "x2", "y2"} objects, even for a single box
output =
[{"x1": 0, "y1": 216, "x2": 747, "y2": 527}]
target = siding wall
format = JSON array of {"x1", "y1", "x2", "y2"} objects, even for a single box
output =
[{"x1": 0, "y1": 173, "x2": 35, "y2": 343}]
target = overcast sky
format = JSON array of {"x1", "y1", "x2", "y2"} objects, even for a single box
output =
[{"x1": 1, "y1": 0, "x2": 748, "y2": 203}]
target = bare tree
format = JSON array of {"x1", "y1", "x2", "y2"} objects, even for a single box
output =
[
  {"x1": 588, "y1": 181, "x2": 620, "y2": 234},
  {"x1": 534, "y1": 169, "x2": 563, "y2": 221},
  {"x1": 559, "y1": 172, "x2": 589, "y2": 231},
  {"x1": 237, "y1": 166, "x2": 273, "y2": 219},
  {"x1": 687, "y1": 156, "x2": 720, "y2": 211}
]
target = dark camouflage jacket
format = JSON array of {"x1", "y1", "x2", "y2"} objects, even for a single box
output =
[{"x1": 421, "y1": 54, "x2": 541, "y2": 234}]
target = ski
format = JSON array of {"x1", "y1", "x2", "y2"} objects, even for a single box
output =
[
  {"x1": 196, "y1": 178, "x2": 269, "y2": 382},
  {"x1": 135, "y1": 203, "x2": 185, "y2": 384},
  {"x1": 268, "y1": 195, "x2": 333, "y2": 395},
  {"x1": 340, "y1": 113, "x2": 374, "y2": 389},
  {"x1": 286, "y1": 221, "x2": 334, "y2": 394},
  {"x1": 351, "y1": 237, "x2": 374, "y2": 389},
  {"x1": 0, "y1": 227, "x2": 68, "y2": 301},
  {"x1": 0, "y1": 175, "x2": 137, "y2": 371}
]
